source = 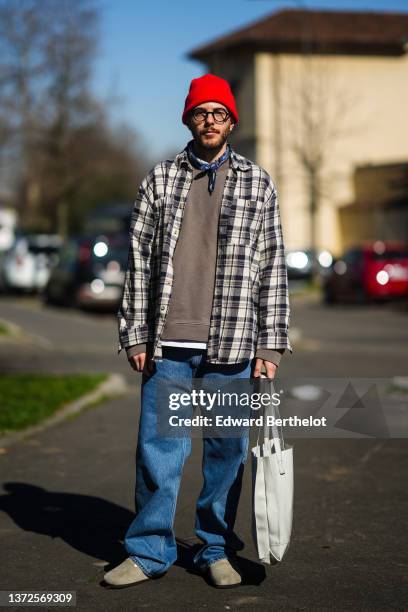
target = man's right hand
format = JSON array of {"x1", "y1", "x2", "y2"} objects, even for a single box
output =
[{"x1": 129, "y1": 352, "x2": 156, "y2": 376}]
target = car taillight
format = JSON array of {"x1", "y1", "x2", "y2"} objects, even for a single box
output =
[{"x1": 79, "y1": 244, "x2": 91, "y2": 264}]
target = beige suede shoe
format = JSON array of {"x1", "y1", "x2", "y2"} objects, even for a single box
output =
[
  {"x1": 207, "y1": 558, "x2": 242, "y2": 589},
  {"x1": 103, "y1": 558, "x2": 150, "y2": 589}
]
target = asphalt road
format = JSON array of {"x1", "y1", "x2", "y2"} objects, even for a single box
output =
[{"x1": 0, "y1": 293, "x2": 407, "y2": 611}]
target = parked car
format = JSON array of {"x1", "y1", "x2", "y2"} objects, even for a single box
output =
[
  {"x1": 1, "y1": 233, "x2": 62, "y2": 293},
  {"x1": 0, "y1": 207, "x2": 17, "y2": 252},
  {"x1": 323, "y1": 240, "x2": 408, "y2": 304},
  {"x1": 43, "y1": 232, "x2": 128, "y2": 310},
  {"x1": 286, "y1": 248, "x2": 334, "y2": 280}
]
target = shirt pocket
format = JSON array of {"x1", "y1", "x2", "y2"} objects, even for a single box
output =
[{"x1": 223, "y1": 197, "x2": 262, "y2": 246}]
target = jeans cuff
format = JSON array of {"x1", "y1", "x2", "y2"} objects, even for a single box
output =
[
  {"x1": 198, "y1": 554, "x2": 228, "y2": 572},
  {"x1": 128, "y1": 554, "x2": 156, "y2": 578}
]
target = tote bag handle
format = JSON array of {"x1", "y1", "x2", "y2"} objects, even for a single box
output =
[{"x1": 256, "y1": 376, "x2": 286, "y2": 475}]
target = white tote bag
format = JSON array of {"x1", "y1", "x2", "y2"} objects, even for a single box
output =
[{"x1": 251, "y1": 376, "x2": 294, "y2": 563}]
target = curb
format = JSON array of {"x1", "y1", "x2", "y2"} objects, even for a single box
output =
[
  {"x1": 390, "y1": 376, "x2": 408, "y2": 393},
  {"x1": 383, "y1": 377, "x2": 408, "y2": 404},
  {"x1": 0, "y1": 373, "x2": 130, "y2": 449},
  {"x1": 0, "y1": 317, "x2": 54, "y2": 348}
]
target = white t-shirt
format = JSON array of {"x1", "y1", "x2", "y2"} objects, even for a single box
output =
[{"x1": 161, "y1": 340, "x2": 207, "y2": 349}]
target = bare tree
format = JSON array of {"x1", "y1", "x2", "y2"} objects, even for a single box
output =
[
  {"x1": 0, "y1": 0, "x2": 150, "y2": 235},
  {"x1": 48, "y1": 115, "x2": 149, "y2": 234},
  {"x1": 39, "y1": 0, "x2": 100, "y2": 235},
  {"x1": 0, "y1": 0, "x2": 46, "y2": 209}
]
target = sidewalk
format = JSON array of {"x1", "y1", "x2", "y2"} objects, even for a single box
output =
[{"x1": 1, "y1": 384, "x2": 406, "y2": 611}]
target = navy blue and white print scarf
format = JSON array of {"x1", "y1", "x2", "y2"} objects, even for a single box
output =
[{"x1": 187, "y1": 140, "x2": 231, "y2": 194}]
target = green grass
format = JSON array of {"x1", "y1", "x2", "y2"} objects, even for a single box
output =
[
  {"x1": 0, "y1": 373, "x2": 108, "y2": 434},
  {"x1": 385, "y1": 381, "x2": 408, "y2": 396},
  {"x1": 0, "y1": 319, "x2": 21, "y2": 337},
  {"x1": 0, "y1": 321, "x2": 11, "y2": 335}
]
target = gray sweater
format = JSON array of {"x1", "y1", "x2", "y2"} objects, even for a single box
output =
[{"x1": 126, "y1": 157, "x2": 285, "y2": 366}]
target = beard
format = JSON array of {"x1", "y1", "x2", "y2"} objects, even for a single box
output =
[{"x1": 195, "y1": 124, "x2": 230, "y2": 150}]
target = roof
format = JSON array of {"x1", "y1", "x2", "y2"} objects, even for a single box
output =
[{"x1": 187, "y1": 9, "x2": 408, "y2": 59}]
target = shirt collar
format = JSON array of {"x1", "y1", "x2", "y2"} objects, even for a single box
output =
[{"x1": 174, "y1": 139, "x2": 251, "y2": 173}]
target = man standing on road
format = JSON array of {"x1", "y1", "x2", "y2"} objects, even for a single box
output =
[{"x1": 104, "y1": 73, "x2": 292, "y2": 589}]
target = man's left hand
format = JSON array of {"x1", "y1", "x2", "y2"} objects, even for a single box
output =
[{"x1": 252, "y1": 358, "x2": 278, "y2": 379}]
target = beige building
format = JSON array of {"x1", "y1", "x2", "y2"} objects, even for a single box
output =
[{"x1": 187, "y1": 8, "x2": 408, "y2": 255}]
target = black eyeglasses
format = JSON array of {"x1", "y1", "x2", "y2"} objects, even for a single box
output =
[{"x1": 191, "y1": 108, "x2": 230, "y2": 124}]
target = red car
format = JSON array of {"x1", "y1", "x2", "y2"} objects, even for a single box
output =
[{"x1": 323, "y1": 240, "x2": 408, "y2": 303}]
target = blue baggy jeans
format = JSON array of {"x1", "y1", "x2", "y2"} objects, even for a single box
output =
[{"x1": 124, "y1": 346, "x2": 253, "y2": 577}]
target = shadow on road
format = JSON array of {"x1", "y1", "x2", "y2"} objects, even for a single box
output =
[{"x1": 0, "y1": 482, "x2": 266, "y2": 585}]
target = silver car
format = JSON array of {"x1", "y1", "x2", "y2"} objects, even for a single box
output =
[{"x1": 1, "y1": 233, "x2": 62, "y2": 292}]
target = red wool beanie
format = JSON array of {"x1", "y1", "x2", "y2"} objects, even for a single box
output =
[{"x1": 182, "y1": 73, "x2": 239, "y2": 125}]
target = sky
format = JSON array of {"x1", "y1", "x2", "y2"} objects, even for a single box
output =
[{"x1": 93, "y1": 0, "x2": 408, "y2": 162}]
